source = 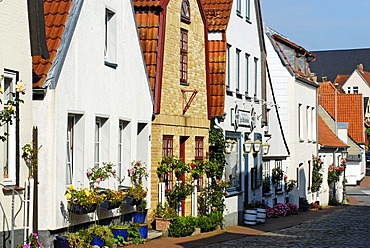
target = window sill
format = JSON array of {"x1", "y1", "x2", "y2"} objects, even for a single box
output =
[
  {"x1": 236, "y1": 92, "x2": 243, "y2": 99},
  {"x1": 2, "y1": 186, "x2": 25, "y2": 195},
  {"x1": 237, "y1": 12, "x2": 242, "y2": 18},
  {"x1": 226, "y1": 190, "x2": 242, "y2": 198},
  {"x1": 180, "y1": 82, "x2": 189, "y2": 86},
  {"x1": 104, "y1": 60, "x2": 118, "y2": 69},
  {"x1": 245, "y1": 18, "x2": 251, "y2": 24},
  {"x1": 226, "y1": 89, "x2": 233, "y2": 96}
]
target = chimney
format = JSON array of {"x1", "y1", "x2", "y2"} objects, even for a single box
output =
[
  {"x1": 322, "y1": 76, "x2": 327, "y2": 82},
  {"x1": 357, "y1": 64, "x2": 364, "y2": 71},
  {"x1": 310, "y1": 73, "x2": 317, "y2": 82}
]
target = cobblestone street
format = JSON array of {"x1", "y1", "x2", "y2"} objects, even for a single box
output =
[{"x1": 204, "y1": 203, "x2": 370, "y2": 248}]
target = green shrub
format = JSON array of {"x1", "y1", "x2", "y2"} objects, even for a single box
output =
[
  {"x1": 168, "y1": 216, "x2": 198, "y2": 237},
  {"x1": 198, "y1": 211, "x2": 223, "y2": 232},
  {"x1": 127, "y1": 224, "x2": 143, "y2": 245}
]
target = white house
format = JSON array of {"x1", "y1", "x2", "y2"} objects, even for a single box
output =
[
  {"x1": 265, "y1": 27, "x2": 319, "y2": 206},
  {"x1": 0, "y1": 0, "x2": 44, "y2": 246},
  {"x1": 31, "y1": 0, "x2": 153, "y2": 244},
  {"x1": 217, "y1": 0, "x2": 268, "y2": 227}
]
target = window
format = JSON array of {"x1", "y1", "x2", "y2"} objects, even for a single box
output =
[
  {"x1": 94, "y1": 118, "x2": 102, "y2": 167},
  {"x1": 245, "y1": 53, "x2": 250, "y2": 95},
  {"x1": 263, "y1": 161, "x2": 270, "y2": 178},
  {"x1": 275, "y1": 160, "x2": 282, "y2": 190},
  {"x1": 347, "y1": 87, "x2": 351, "y2": 94},
  {"x1": 105, "y1": 8, "x2": 117, "y2": 66},
  {"x1": 308, "y1": 160, "x2": 311, "y2": 191},
  {"x1": 2, "y1": 71, "x2": 17, "y2": 185},
  {"x1": 225, "y1": 137, "x2": 241, "y2": 191},
  {"x1": 226, "y1": 44, "x2": 231, "y2": 89},
  {"x1": 181, "y1": 0, "x2": 190, "y2": 23},
  {"x1": 298, "y1": 103, "x2": 303, "y2": 141},
  {"x1": 180, "y1": 29, "x2": 188, "y2": 85},
  {"x1": 163, "y1": 135, "x2": 174, "y2": 192},
  {"x1": 66, "y1": 114, "x2": 84, "y2": 186},
  {"x1": 306, "y1": 106, "x2": 311, "y2": 141},
  {"x1": 245, "y1": 0, "x2": 250, "y2": 20},
  {"x1": 311, "y1": 107, "x2": 316, "y2": 142},
  {"x1": 353, "y1": 86, "x2": 359, "y2": 94},
  {"x1": 66, "y1": 116, "x2": 74, "y2": 185},
  {"x1": 236, "y1": 49, "x2": 241, "y2": 92},
  {"x1": 236, "y1": 0, "x2": 241, "y2": 15},
  {"x1": 118, "y1": 120, "x2": 130, "y2": 184},
  {"x1": 254, "y1": 58, "x2": 258, "y2": 97},
  {"x1": 195, "y1": 137, "x2": 204, "y2": 161}
]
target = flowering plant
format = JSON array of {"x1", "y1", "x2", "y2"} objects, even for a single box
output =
[
  {"x1": 102, "y1": 189, "x2": 126, "y2": 205},
  {"x1": 0, "y1": 78, "x2": 26, "y2": 142},
  {"x1": 266, "y1": 203, "x2": 298, "y2": 218},
  {"x1": 86, "y1": 162, "x2": 116, "y2": 188},
  {"x1": 284, "y1": 176, "x2": 297, "y2": 193},
  {"x1": 127, "y1": 184, "x2": 148, "y2": 201},
  {"x1": 128, "y1": 160, "x2": 149, "y2": 185},
  {"x1": 16, "y1": 233, "x2": 42, "y2": 248},
  {"x1": 327, "y1": 159, "x2": 346, "y2": 184},
  {"x1": 65, "y1": 185, "x2": 103, "y2": 210},
  {"x1": 271, "y1": 167, "x2": 284, "y2": 186},
  {"x1": 190, "y1": 160, "x2": 204, "y2": 179}
]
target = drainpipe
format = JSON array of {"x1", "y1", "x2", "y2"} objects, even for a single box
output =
[{"x1": 332, "y1": 148, "x2": 339, "y2": 201}]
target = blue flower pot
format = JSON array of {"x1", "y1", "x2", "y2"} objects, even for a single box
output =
[
  {"x1": 133, "y1": 211, "x2": 147, "y2": 223},
  {"x1": 139, "y1": 224, "x2": 148, "y2": 239},
  {"x1": 124, "y1": 196, "x2": 134, "y2": 206},
  {"x1": 56, "y1": 235, "x2": 69, "y2": 248},
  {"x1": 112, "y1": 228, "x2": 128, "y2": 241},
  {"x1": 91, "y1": 236, "x2": 104, "y2": 248}
]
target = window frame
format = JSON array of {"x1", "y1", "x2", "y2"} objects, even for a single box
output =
[
  {"x1": 254, "y1": 57, "x2": 258, "y2": 98},
  {"x1": 245, "y1": 0, "x2": 251, "y2": 21},
  {"x1": 94, "y1": 118, "x2": 102, "y2": 167},
  {"x1": 104, "y1": 8, "x2": 117, "y2": 68},
  {"x1": 180, "y1": 28, "x2": 188, "y2": 85},
  {"x1": 298, "y1": 103, "x2": 303, "y2": 142},
  {"x1": 181, "y1": 0, "x2": 191, "y2": 24},
  {"x1": 195, "y1": 136, "x2": 204, "y2": 161},
  {"x1": 236, "y1": 49, "x2": 241, "y2": 92},
  {"x1": 245, "y1": 53, "x2": 250, "y2": 96},
  {"x1": 275, "y1": 160, "x2": 283, "y2": 191},
  {"x1": 66, "y1": 116, "x2": 75, "y2": 185},
  {"x1": 2, "y1": 70, "x2": 18, "y2": 186},
  {"x1": 226, "y1": 44, "x2": 231, "y2": 89},
  {"x1": 353, "y1": 86, "x2": 359, "y2": 94},
  {"x1": 236, "y1": 0, "x2": 242, "y2": 16},
  {"x1": 162, "y1": 135, "x2": 174, "y2": 193},
  {"x1": 225, "y1": 135, "x2": 241, "y2": 192}
]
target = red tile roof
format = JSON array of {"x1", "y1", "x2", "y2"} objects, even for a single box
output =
[
  {"x1": 319, "y1": 82, "x2": 364, "y2": 143},
  {"x1": 333, "y1": 74, "x2": 350, "y2": 88},
  {"x1": 201, "y1": 0, "x2": 233, "y2": 31},
  {"x1": 32, "y1": 0, "x2": 72, "y2": 88},
  {"x1": 318, "y1": 81, "x2": 341, "y2": 95},
  {"x1": 318, "y1": 115, "x2": 347, "y2": 148},
  {"x1": 358, "y1": 69, "x2": 370, "y2": 87},
  {"x1": 132, "y1": 0, "x2": 161, "y2": 7}
]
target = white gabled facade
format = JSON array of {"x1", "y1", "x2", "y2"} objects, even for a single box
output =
[
  {"x1": 342, "y1": 65, "x2": 370, "y2": 97},
  {"x1": 221, "y1": 0, "x2": 268, "y2": 227},
  {"x1": 0, "y1": 1, "x2": 34, "y2": 246},
  {"x1": 265, "y1": 28, "x2": 319, "y2": 206},
  {"x1": 33, "y1": 0, "x2": 153, "y2": 239}
]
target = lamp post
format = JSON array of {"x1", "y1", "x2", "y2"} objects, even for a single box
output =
[{"x1": 342, "y1": 149, "x2": 348, "y2": 203}]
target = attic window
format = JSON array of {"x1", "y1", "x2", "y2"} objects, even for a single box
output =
[{"x1": 181, "y1": 0, "x2": 190, "y2": 24}]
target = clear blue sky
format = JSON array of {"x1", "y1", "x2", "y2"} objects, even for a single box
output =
[{"x1": 260, "y1": 0, "x2": 370, "y2": 51}]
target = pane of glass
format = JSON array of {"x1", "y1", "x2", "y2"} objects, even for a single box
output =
[{"x1": 4, "y1": 77, "x2": 13, "y2": 101}]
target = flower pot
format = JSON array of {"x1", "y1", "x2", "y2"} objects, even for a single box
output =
[
  {"x1": 124, "y1": 196, "x2": 134, "y2": 206},
  {"x1": 56, "y1": 235, "x2": 69, "y2": 248},
  {"x1": 133, "y1": 211, "x2": 147, "y2": 223},
  {"x1": 256, "y1": 208, "x2": 267, "y2": 224},
  {"x1": 112, "y1": 228, "x2": 128, "y2": 241},
  {"x1": 100, "y1": 200, "x2": 121, "y2": 210},
  {"x1": 243, "y1": 209, "x2": 257, "y2": 225},
  {"x1": 69, "y1": 204, "x2": 97, "y2": 214},
  {"x1": 91, "y1": 236, "x2": 104, "y2": 248},
  {"x1": 139, "y1": 224, "x2": 148, "y2": 239},
  {"x1": 154, "y1": 218, "x2": 171, "y2": 231}
]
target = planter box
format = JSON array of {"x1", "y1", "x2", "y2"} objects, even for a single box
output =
[
  {"x1": 154, "y1": 218, "x2": 171, "y2": 231},
  {"x1": 69, "y1": 204, "x2": 97, "y2": 215},
  {"x1": 100, "y1": 200, "x2": 121, "y2": 210}
]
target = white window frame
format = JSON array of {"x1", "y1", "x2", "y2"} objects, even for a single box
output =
[
  {"x1": 226, "y1": 44, "x2": 231, "y2": 89},
  {"x1": 105, "y1": 8, "x2": 116, "y2": 64},
  {"x1": 236, "y1": 0, "x2": 241, "y2": 15},
  {"x1": 66, "y1": 116, "x2": 75, "y2": 185},
  {"x1": 2, "y1": 71, "x2": 17, "y2": 185},
  {"x1": 254, "y1": 57, "x2": 258, "y2": 98},
  {"x1": 298, "y1": 103, "x2": 303, "y2": 142},
  {"x1": 236, "y1": 48, "x2": 241, "y2": 92},
  {"x1": 95, "y1": 118, "x2": 102, "y2": 167},
  {"x1": 347, "y1": 86, "x2": 351, "y2": 94},
  {"x1": 245, "y1": 0, "x2": 250, "y2": 20},
  {"x1": 353, "y1": 86, "x2": 359, "y2": 94},
  {"x1": 307, "y1": 106, "x2": 311, "y2": 142},
  {"x1": 311, "y1": 107, "x2": 316, "y2": 142},
  {"x1": 245, "y1": 53, "x2": 250, "y2": 95}
]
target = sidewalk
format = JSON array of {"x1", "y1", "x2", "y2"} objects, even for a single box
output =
[{"x1": 127, "y1": 204, "x2": 348, "y2": 248}]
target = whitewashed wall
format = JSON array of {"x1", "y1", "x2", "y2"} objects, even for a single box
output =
[{"x1": 33, "y1": 0, "x2": 152, "y2": 230}]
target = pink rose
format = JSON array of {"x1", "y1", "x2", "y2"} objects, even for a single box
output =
[
  {"x1": 96, "y1": 178, "x2": 101, "y2": 183},
  {"x1": 112, "y1": 169, "x2": 116, "y2": 174},
  {"x1": 86, "y1": 169, "x2": 93, "y2": 176},
  {"x1": 128, "y1": 168, "x2": 134, "y2": 175}
]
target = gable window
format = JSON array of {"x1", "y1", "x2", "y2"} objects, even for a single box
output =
[
  {"x1": 245, "y1": 0, "x2": 250, "y2": 20},
  {"x1": 347, "y1": 86, "x2": 351, "y2": 94},
  {"x1": 105, "y1": 8, "x2": 117, "y2": 68},
  {"x1": 181, "y1": 0, "x2": 190, "y2": 23},
  {"x1": 353, "y1": 86, "x2": 359, "y2": 94},
  {"x1": 236, "y1": 49, "x2": 241, "y2": 92},
  {"x1": 2, "y1": 70, "x2": 18, "y2": 185},
  {"x1": 180, "y1": 29, "x2": 188, "y2": 85},
  {"x1": 245, "y1": 53, "x2": 250, "y2": 95},
  {"x1": 254, "y1": 57, "x2": 258, "y2": 98},
  {"x1": 226, "y1": 44, "x2": 231, "y2": 89},
  {"x1": 236, "y1": 0, "x2": 241, "y2": 16}
]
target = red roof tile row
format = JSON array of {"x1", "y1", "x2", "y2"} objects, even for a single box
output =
[
  {"x1": 201, "y1": 0, "x2": 233, "y2": 31},
  {"x1": 318, "y1": 115, "x2": 347, "y2": 148},
  {"x1": 32, "y1": 0, "x2": 72, "y2": 88}
]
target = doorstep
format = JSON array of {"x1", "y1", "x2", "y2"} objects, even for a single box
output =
[{"x1": 147, "y1": 230, "x2": 163, "y2": 240}]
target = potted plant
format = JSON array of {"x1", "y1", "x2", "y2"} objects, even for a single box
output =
[
  {"x1": 111, "y1": 224, "x2": 129, "y2": 242},
  {"x1": 17, "y1": 233, "x2": 43, "y2": 248},
  {"x1": 127, "y1": 224, "x2": 144, "y2": 245},
  {"x1": 126, "y1": 184, "x2": 148, "y2": 206},
  {"x1": 86, "y1": 225, "x2": 113, "y2": 248},
  {"x1": 128, "y1": 160, "x2": 149, "y2": 185},
  {"x1": 65, "y1": 185, "x2": 103, "y2": 214},
  {"x1": 133, "y1": 199, "x2": 148, "y2": 223},
  {"x1": 100, "y1": 189, "x2": 126, "y2": 210},
  {"x1": 86, "y1": 162, "x2": 116, "y2": 189},
  {"x1": 153, "y1": 202, "x2": 177, "y2": 231}
]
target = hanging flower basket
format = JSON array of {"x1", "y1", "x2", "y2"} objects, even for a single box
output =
[{"x1": 69, "y1": 203, "x2": 97, "y2": 215}]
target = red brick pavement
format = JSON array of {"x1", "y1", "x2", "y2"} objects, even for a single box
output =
[{"x1": 127, "y1": 204, "x2": 348, "y2": 248}]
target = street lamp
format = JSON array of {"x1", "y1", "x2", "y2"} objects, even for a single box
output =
[
  {"x1": 253, "y1": 140, "x2": 261, "y2": 153},
  {"x1": 243, "y1": 139, "x2": 253, "y2": 154},
  {"x1": 262, "y1": 142, "x2": 270, "y2": 155}
]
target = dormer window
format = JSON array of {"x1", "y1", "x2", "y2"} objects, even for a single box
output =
[{"x1": 181, "y1": 0, "x2": 190, "y2": 24}]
